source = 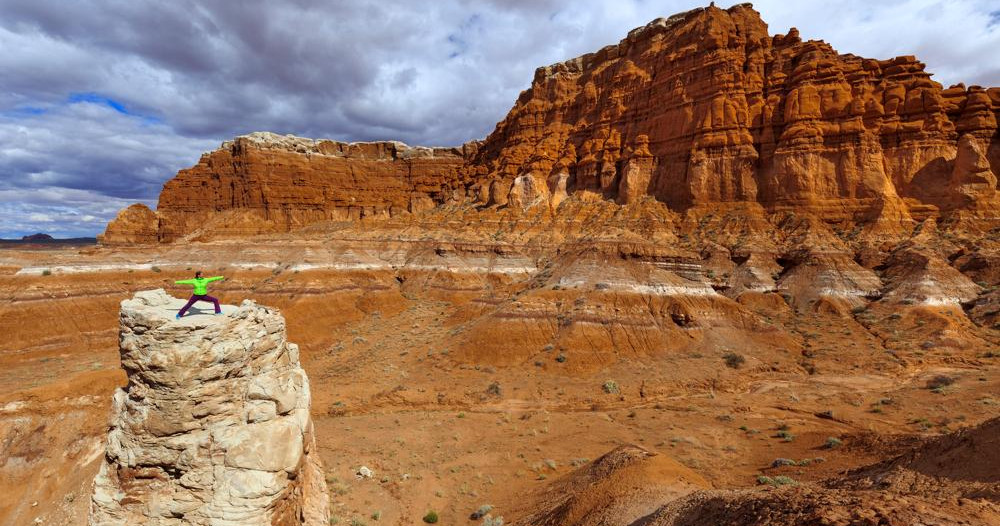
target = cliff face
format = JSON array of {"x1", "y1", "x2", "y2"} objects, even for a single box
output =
[
  {"x1": 101, "y1": 4, "x2": 1000, "y2": 244},
  {"x1": 98, "y1": 204, "x2": 159, "y2": 245},
  {"x1": 88, "y1": 290, "x2": 329, "y2": 526},
  {"x1": 124, "y1": 132, "x2": 476, "y2": 242},
  {"x1": 469, "y1": 4, "x2": 999, "y2": 220}
]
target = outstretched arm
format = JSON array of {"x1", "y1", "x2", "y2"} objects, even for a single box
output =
[
  {"x1": 206, "y1": 276, "x2": 225, "y2": 283},
  {"x1": 175, "y1": 279, "x2": 196, "y2": 284}
]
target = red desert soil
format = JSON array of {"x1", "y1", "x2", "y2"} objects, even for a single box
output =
[{"x1": 2, "y1": 230, "x2": 997, "y2": 525}]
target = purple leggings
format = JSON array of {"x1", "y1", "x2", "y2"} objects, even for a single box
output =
[{"x1": 178, "y1": 295, "x2": 220, "y2": 316}]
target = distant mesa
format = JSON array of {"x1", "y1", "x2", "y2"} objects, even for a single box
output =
[{"x1": 0, "y1": 233, "x2": 96, "y2": 246}]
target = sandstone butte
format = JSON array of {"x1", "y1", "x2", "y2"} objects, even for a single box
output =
[
  {"x1": 88, "y1": 290, "x2": 329, "y2": 526},
  {"x1": 101, "y1": 3, "x2": 1000, "y2": 245}
]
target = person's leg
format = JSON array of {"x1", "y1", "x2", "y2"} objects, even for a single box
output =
[
  {"x1": 202, "y1": 295, "x2": 221, "y2": 313},
  {"x1": 178, "y1": 295, "x2": 200, "y2": 317}
]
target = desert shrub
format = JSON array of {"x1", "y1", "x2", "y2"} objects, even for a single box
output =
[
  {"x1": 470, "y1": 505, "x2": 493, "y2": 520},
  {"x1": 771, "y1": 458, "x2": 796, "y2": 467},
  {"x1": 151, "y1": 266, "x2": 161, "y2": 273},
  {"x1": 824, "y1": 437, "x2": 843, "y2": 449},
  {"x1": 723, "y1": 352, "x2": 745, "y2": 369},
  {"x1": 910, "y1": 417, "x2": 933, "y2": 430},
  {"x1": 776, "y1": 430, "x2": 795, "y2": 442},
  {"x1": 555, "y1": 353, "x2": 567, "y2": 363},
  {"x1": 758, "y1": 474, "x2": 798, "y2": 486},
  {"x1": 602, "y1": 380, "x2": 620, "y2": 394},
  {"x1": 482, "y1": 516, "x2": 504, "y2": 526},
  {"x1": 41, "y1": 269, "x2": 51, "y2": 276},
  {"x1": 926, "y1": 375, "x2": 954, "y2": 390},
  {"x1": 422, "y1": 511, "x2": 439, "y2": 524}
]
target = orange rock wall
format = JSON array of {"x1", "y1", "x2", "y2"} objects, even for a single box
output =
[
  {"x1": 103, "y1": 4, "x2": 1000, "y2": 244},
  {"x1": 98, "y1": 203, "x2": 159, "y2": 245},
  {"x1": 147, "y1": 134, "x2": 475, "y2": 242},
  {"x1": 466, "y1": 4, "x2": 1000, "y2": 221}
]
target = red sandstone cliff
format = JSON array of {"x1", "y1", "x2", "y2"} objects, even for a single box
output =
[
  {"x1": 102, "y1": 4, "x2": 1000, "y2": 244},
  {"x1": 98, "y1": 203, "x2": 159, "y2": 245},
  {"x1": 107, "y1": 132, "x2": 476, "y2": 243},
  {"x1": 466, "y1": 4, "x2": 999, "y2": 222}
]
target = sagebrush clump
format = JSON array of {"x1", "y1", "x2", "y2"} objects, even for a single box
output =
[
  {"x1": 926, "y1": 375, "x2": 954, "y2": 390},
  {"x1": 723, "y1": 352, "x2": 746, "y2": 369}
]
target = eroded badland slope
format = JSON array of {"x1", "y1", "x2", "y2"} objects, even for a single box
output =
[{"x1": 2, "y1": 3, "x2": 999, "y2": 525}]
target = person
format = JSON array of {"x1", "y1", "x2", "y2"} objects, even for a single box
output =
[{"x1": 174, "y1": 271, "x2": 225, "y2": 319}]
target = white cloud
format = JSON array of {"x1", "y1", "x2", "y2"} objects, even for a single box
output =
[{"x1": 27, "y1": 212, "x2": 53, "y2": 222}]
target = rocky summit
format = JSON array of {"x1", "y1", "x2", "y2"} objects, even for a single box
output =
[{"x1": 88, "y1": 290, "x2": 329, "y2": 526}]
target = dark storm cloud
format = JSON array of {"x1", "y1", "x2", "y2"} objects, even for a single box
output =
[{"x1": 1, "y1": 0, "x2": 999, "y2": 237}]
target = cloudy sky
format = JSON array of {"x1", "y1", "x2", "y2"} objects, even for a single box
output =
[{"x1": 1, "y1": 0, "x2": 998, "y2": 238}]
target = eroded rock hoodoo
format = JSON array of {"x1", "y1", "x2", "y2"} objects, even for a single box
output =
[{"x1": 89, "y1": 289, "x2": 329, "y2": 525}]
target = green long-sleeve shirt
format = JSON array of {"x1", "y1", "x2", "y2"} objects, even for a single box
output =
[{"x1": 175, "y1": 276, "x2": 224, "y2": 295}]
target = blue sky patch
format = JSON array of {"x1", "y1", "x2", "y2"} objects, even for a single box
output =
[
  {"x1": 68, "y1": 92, "x2": 130, "y2": 114},
  {"x1": 1, "y1": 106, "x2": 49, "y2": 118}
]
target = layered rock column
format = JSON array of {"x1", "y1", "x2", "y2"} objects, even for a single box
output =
[{"x1": 89, "y1": 290, "x2": 329, "y2": 526}]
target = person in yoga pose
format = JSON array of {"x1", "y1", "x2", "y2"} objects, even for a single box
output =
[{"x1": 174, "y1": 271, "x2": 224, "y2": 318}]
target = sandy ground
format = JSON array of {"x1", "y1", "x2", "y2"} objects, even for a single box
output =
[{"x1": 0, "y1": 243, "x2": 997, "y2": 525}]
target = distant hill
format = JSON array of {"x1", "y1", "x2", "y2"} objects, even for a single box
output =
[
  {"x1": 0, "y1": 235, "x2": 97, "y2": 246},
  {"x1": 21, "y1": 233, "x2": 54, "y2": 241}
]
